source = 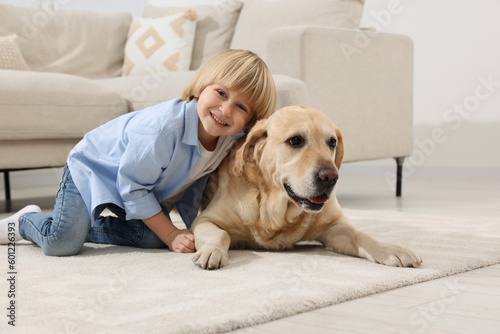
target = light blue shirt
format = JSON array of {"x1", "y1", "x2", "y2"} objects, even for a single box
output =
[{"x1": 67, "y1": 98, "x2": 244, "y2": 228}]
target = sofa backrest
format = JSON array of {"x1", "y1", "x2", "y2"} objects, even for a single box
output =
[
  {"x1": 0, "y1": 4, "x2": 131, "y2": 79},
  {"x1": 230, "y1": 0, "x2": 365, "y2": 60},
  {"x1": 142, "y1": 0, "x2": 364, "y2": 71}
]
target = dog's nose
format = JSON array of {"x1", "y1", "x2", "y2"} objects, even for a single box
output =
[{"x1": 317, "y1": 168, "x2": 338, "y2": 186}]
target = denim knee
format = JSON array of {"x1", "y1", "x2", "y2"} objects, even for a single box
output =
[
  {"x1": 42, "y1": 234, "x2": 85, "y2": 256},
  {"x1": 19, "y1": 210, "x2": 90, "y2": 257}
]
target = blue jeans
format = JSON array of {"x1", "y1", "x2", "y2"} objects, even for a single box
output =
[{"x1": 19, "y1": 165, "x2": 166, "y2": 256}]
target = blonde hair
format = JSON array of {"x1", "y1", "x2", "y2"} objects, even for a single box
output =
[{"x1": 182, "y1": 49, "x2": 277, "y2": 131}]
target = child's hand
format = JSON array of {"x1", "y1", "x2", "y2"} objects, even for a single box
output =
[{"x1": 166, "y1": 229, "x2": 196, "y2": 253}]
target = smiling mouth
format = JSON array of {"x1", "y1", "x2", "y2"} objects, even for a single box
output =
[
  {"x1": 284, "y1": 183, "x2": 329, "y2": 211},
  {"x1": 210, "y1": 112, "x2": 228, "y2": 126}
]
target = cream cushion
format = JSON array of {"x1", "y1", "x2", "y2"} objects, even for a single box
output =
[
  {"x1": 231, "y1": 0, "x2": 365, "y2": 59},
  {"x1": 97, "y1": 72, "x2": 197, "y2": 111},
  {"x1": 0, "y1": 34, "x2": 29, "y2": 71},
  {"x1": 123, "y1": 10, "x2": 198, "y2": 76},
  {"x1": 143, "y1": 1, "x2": 243, "y2": 70},
  {"x1": 0, "y1": 4, "x2": 131, "y2": 79},
  {"x1": 97, "y1": 73, "x2": 309, "y2": 114},
  {"x1": 0, "y1": 70, "x2": 128, "y2": 141}
]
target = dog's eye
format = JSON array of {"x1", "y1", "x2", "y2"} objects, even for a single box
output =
[
  {"x1": 286, "y1": 135, "x2": 305, "y2": 148},
  {"x1": 328, "y1": 138, "x2": 337, "y2": 150}
]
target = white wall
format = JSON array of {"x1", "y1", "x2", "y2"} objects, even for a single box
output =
[{"x1": 361, "y1": 0, "x2": 500, "y2": 171}]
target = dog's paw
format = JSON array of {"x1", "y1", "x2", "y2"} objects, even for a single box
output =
[
  {"x1": 359, "y1": 243, "x2": 422, "y2": 268},
  {"x1": 192, "y1": 244, "x2": 228, "y2": 270}
]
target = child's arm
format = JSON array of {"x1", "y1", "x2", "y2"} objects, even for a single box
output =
[{"x1": 143, "y1": 212, "x2": 195, "y2": 253}]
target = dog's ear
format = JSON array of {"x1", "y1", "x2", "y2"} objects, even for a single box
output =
[
  {"x1": 334, "y1": 128, "x2": 344, "y2": 170},
  {"x1": 234, "y1": 119, "x2": 268, "y2": 176}
]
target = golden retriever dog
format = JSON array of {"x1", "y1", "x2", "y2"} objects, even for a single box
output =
[{"x1": 192, "y1": 105, "x2": 422, "y2": 270}]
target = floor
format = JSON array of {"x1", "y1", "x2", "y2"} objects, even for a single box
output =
[{"x1": 1, "y1": 170, "x2": 500, "y2": 333}]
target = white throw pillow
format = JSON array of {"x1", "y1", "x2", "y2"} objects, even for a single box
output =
[
  {"x1": 0, "y1": 34, "x2": 29, "y2": 70},
  {"x1": 122, "y1": 9, "x2": 197, "y2": 76}
]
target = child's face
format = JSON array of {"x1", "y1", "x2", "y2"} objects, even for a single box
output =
[{"x1": 197, "y1": 84, "x2": 254, "y2": 139}]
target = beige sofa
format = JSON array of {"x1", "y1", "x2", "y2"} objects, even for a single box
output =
[{"x1": 0, "y1": 0, "x2": 413, "y2": 200}]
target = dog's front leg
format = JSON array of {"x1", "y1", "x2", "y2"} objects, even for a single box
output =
[
  {"x1": 317, "y1": 216, "x2": 422, "y2": 268},
  {"x1": 191, "y1": 219, "x2": 231, "y2": 270}
]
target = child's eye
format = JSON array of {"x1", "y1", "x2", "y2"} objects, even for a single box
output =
[
  {"x1": 217, "y1": 90, "x2": 227, "y2": 98},
  {"x1": 237, "y1": 104, "x2": 247, "y2": 112}
]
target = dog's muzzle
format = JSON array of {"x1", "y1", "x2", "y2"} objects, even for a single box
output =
[
  {"x1": 284, "y1": 168, "x2": 338, "y2": 212},
  {"x1": 317, "y1": 167, "x2": 338, "y2": 188}
]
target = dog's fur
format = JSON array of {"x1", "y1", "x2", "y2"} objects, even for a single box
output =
[{"x1": 192, "y1": 105, "x2": 422, "y2": 270}]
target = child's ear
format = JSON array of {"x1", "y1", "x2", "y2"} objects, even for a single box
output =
[{"x1": 234, "y1": 119, "x2": 268, "y2": 176}]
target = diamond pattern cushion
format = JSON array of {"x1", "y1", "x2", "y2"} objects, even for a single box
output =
[
  {"x1": 143, "y1": 1, "x2": 243, "y2": 70},
  {"x1": 122, "y1": 9, "x2": 198, "y2": 76}
]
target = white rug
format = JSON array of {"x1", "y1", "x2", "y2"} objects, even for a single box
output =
[{"x1": 2, "y1": 209, "x2": 500, "y2": 333}]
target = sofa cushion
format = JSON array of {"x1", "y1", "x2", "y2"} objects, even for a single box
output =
[
  {"x1": 0, "y1": 70, "x2": 128, "y2": 141},
  {"x1": 0, "y1": 4, "x2": 132, "y2": 79},
  {"x1": 123, "y1": 10, "x2": 198, "y2": 76},
  {"x1": 143, "y1": 1, "x2": 243, "y2": 70},
  {"x1": 231, "y1": 0, "x2": 365, "y2": 59},
  {"x1": 0, "y1": 34, "x2": 29, "y2": 71},
  {"x1": 97, "y1": 72, "x2": 309, "y2": 113},
  {"x1": 0, "y1": 139, "x2": 81, "y2": 170},
  {"x1": 272, "y1": 74, "x2": 310, "y2": 110},
  {"x1": 96, "y1": 71, "x2": 197, "y2": 111}
]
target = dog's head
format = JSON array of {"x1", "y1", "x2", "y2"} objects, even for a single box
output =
[{"x1": 234, "y1": 105, "x2": 344, "y2": 213}]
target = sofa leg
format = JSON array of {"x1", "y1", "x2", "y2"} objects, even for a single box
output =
[
  {"x1": 3, "y1": 171, "x2": 11, "y2": 201},
  {"x1": 394, "y1": 157, "x2": 405, "y2": 197}
]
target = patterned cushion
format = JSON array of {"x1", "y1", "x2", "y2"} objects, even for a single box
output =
[
  {"x1": 0, "y1": 34, "x2": 29, "y2": 71},
  {"x1": 143, "y1": 0, "x2": 243, "y2": 70},
  {"x1": 122, "y1": 9, "x2": 198, "y2": 76}
]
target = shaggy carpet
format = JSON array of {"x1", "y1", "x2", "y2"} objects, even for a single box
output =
[{"x1": 2, "y1": 209, "x2": 499, "y2": 333}]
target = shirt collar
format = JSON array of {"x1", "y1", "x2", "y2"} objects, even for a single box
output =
[{"x1": 231, "y1": 130, "x2": 246, "y2": 141}]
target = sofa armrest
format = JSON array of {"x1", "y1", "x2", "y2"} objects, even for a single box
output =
[{"x1": 266, "y1": 26, "x2": 413, "y2": 162}]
